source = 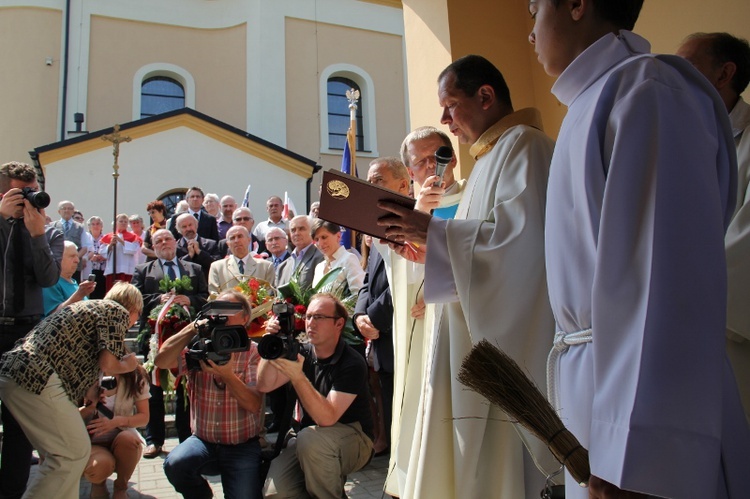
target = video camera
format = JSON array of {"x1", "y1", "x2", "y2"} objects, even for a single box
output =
[
  {"x1": 185, "y1": 300, "x2": 250, "y2": 370},
  {"x1": 257, "y1": 301, "x2": 301, "y2": 361}
]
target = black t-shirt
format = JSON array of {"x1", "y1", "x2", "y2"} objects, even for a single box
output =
[{"x1": 299, "y1": 339, "x2": 373, "y2": 439}]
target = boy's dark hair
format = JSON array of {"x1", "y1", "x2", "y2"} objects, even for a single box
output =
[
  {"x1": 688, "y1": 32, "x2": 750, "y2": 95},
  {"x1": 553, "y1": 0, "x2": 643, "y2": 31},
  {"x1": 438, "y1": 55, "x2": 512, "y2": 108},
  {"x1": 0, "y1": 161, "x2": 37, "y2": 193}
]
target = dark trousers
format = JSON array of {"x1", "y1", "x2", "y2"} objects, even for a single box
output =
[
  {"x1": 89, "y1": 269, "x2": 106, "y2": 300},
  {"x1": 145, "y1": 381, "x2": 191, "y2": 446},
  {"x1": 0, "y1": 322, "x2": 35, "y2": 499},
  {"x1": 267, "y1": 385, "x2": 287, "y2": 429},
  {"x1": 378, "y1": 370, "x2": 394, "y2": 444}
]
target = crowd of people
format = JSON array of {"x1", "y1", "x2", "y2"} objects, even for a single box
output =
[{"x1": 1, "y1": 2, "x2": 749, "y2": 498}]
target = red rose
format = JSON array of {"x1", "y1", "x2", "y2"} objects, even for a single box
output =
[
  {"x1": 294, "y1": 305, "x2": 307, "y2": 315},
  {"x1": 294, "y1": 319, "x2": 306, "y2": 331},
  {"x1": 147, "y1": 318, "x2": 156, "y2": 327}
]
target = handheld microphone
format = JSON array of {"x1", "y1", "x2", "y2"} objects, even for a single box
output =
[{"x1": 433, "y1": 146, "x2": 453, "y2": 187}]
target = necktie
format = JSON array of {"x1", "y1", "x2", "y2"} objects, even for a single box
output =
[
  {"x1": 237, "y1": 259, "x2": 245, "y2": 274},
  {"x1": 164, "y1": 261, "x2": 177, "y2": 280},
  {"x1": 273, "y1": 257, "x2": 280, "y2": 269},
  {"x1": 193, "y1": 213, "x2": 199, "y2": 220},
  {"x1": 64, "y1": 220, "x2": 71, "y2": 234},
  {"x1": 11, "y1": 220, "x2": 24, "y2": 311}
]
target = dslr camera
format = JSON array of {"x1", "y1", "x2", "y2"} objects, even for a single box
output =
[
  {"x1": 257, "y1": 301, "x2": 301, "y2": 360},
  {"x1": 185, "y1": 301, "x2": 250, "y2": 370},
  {"x1": 20, "y1": 187, "x2": 50, "y2": 209},
  {"x1": 100, "y1": 376, "x2": 117, "y2": 390}
]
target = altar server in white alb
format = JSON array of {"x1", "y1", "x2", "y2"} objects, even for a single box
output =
[
  {"x1": 379, "y1": 55, "x2": 558, "y2": 499},
  {"x1": 528, "y1": 1, "x2": 750, "y2": 498},
  {"x1": 677, "y1": 31, "x2": 750, "y2": 424}
]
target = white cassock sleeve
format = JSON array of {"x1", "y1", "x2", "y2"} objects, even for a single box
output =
[{"x1": 587, "y1": 75, "x2": 739, "y2": 495}]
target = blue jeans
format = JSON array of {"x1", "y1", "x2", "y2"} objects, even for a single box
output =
[{"x1": 163, "y1": 435, "x2": 261, "y2": 499}]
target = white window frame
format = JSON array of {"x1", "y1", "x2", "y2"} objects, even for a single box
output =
[
  {"x1": 133, "y1": 63, "x2": 195, "y2": 120},
  {"x1": 320, "y1": 64, "x2": 378, "y2": 157}
]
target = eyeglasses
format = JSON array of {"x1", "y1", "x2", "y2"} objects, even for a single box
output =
[
  {"x1": 234, "y1": 217, "x2": 253, "y2": 222},
  {"x1": 304, "y1": 314, "x2": 339, "y2": 322}
]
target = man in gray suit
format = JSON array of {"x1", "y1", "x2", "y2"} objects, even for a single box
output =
[{"x1": 277, "y1": 215, "x2": 324, "y2": 288}]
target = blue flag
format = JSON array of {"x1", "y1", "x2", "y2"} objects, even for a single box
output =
[{"x1": 340, "y1": 129, "x2": 357, "y2": 248}]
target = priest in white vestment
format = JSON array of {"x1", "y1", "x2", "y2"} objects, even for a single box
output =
[
  {"x1": 678, "y1": 32, "x2": 750, "y2": 423},
  {"x1": 529, "y1": 2, "x2": 750, "y2": 497},
  {"x1": 380, "y1": 55, "x2": 558, "y2": 499}
]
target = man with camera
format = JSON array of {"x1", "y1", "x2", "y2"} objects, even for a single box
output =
[
  {"x1": 155, "y1": 289, "x2": 264, "y2": 499},
  {"x1": 258, "y1": 293, "x2": 374, "y2": 498},
  {"x1": 0, "y1": 161, "x2": 63, "y2": 499},
  {"x1": 131, "y1": 228, "x2": 208, "y2": 458}
]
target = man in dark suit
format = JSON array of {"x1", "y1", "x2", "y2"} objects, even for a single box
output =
[
  {"x1": 352, "y1": 157, "x2": 410, "y2": 455},
  {"x1": 167, "y1": 186, "x2": 220, "y2": 242},
  {"x1": 216, "y1": 206, "x2": 266, "y2": 258},
  {"x1": 131, "y1": 228, "x2": 208, "y2": 458},
  {"x1": 277, "y1": 215, "x2": 324, "y2": 288},
  {"x1": 174, "y1": 213, "x2": 219, "y2": 279}
]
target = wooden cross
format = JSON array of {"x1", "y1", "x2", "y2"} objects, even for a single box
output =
[{"x1": 101, "y1": 124, "x2": 131, "y2": 178}]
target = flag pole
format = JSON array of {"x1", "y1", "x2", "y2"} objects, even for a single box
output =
[{"x1": 341, "y1": 88, "x2": 360, "y2": 249}]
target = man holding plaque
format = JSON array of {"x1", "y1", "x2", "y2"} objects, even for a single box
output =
[{"x1": 378, "y1": 55, "x2": 558, "y2": 498}]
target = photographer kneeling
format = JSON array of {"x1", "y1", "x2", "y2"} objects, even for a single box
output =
[
  {"x1": 155, "y1": 289, "x2": 263, "y2": 499},
  {"x1": 258, "y1": 293, "x2": 373, "y2": 499}
]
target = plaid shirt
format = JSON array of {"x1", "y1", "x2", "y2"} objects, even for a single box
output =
[{"x1": 183, "y1": 344, "x2": 262, "y2": 445}]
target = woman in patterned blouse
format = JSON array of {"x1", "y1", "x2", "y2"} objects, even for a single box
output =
[{"x1": 0, "y1": 282, "x2": 143, "y2": 499}]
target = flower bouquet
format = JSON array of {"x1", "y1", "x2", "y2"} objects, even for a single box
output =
[
  {"x1": 140, "y1": 275, "x2": 195, "y2": 389},
  {"x1": 230, "y1": 277, "x2": 275, "y2": 338},
  {"x1": 276, "y1": 266, "x2": 361, "y2": 346}
]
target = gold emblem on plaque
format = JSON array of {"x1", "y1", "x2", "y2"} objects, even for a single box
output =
[{"x1": 327, "y1": 180, "x2": 350, "y2": 200}]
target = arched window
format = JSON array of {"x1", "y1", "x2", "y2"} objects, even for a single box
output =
[
  {"x1": 327, "y1": 77, "x2": 364, "y2": 151},
  {"x1": 133, "y1": 64, "x2": 195, "y2": 121},
  {"x1": 319, "y1": 64, "x2": 377, "y2": 157},
  {"x1": 140, "y1": 77, "x2": 185, "y2": 118},
  {"x1": 158, "y1": 189, "x2": 187, "y2": 219}
]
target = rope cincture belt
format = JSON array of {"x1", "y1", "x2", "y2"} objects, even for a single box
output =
[{"x1": 546, "y1": 328, "x2": 593, "y2": 411}]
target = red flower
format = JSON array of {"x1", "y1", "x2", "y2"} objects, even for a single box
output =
[
  {"x1": 249, "y1": 279, "x2": 260, "y2": 291},
  {"x1": 294, "y1": 304, "x2": 307, "y2": 315},
  {"x1": 147, "y1": 318, "x2": 156, "y2": 327},
  {"x1": 294, "y1": 319, "x2": 306, "y2": 332}
]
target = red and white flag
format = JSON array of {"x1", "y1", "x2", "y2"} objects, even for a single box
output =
[{"x1": 283, "y1": 192, "x2": 298, "y2": 220}]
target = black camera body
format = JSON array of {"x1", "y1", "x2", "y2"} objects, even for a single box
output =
[
  {"x1": 100, "y1": 376, "x2": 117, "y2": 390},
  {"x1": 257, "y1": 301, "x2": 300, "y2": 361},
  {"x1": 185, "y1": 301, "x2": 250, "y2": 371},
  {"x1": 20, "y1": 187, "x2": 50, "y2": 209}
]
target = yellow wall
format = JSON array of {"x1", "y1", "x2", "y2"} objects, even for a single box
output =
[
  {"x1": 285, "y1": 17, "x2": 407, "y2": 184},
  {"x1": 0, "y1": 7, "x2": 62, "y2": 162},
  {"x1": 402, "y1": 0, "x2": 750, "y2": 178},
  {"x1": 88, "y1": 17, "x2": 247, "y2": 133}
]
